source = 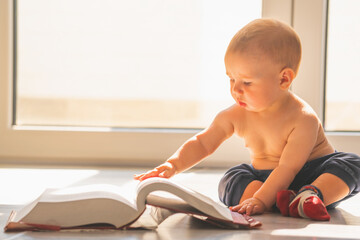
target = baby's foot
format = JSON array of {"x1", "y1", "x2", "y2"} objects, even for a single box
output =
[
  {"x1": 276, "y1": 190, "x2": 296, "y2": 216},
  {"x1": 288, "y1": 186, "x2": 330, "y2": 221}
]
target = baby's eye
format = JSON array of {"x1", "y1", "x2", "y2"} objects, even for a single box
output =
[
  {"x1": 243, "y1": 81, "x2": 252, "y2": 86},
  {"x1": 229, "y1": 79, "x2": 235, "y2": 83}
]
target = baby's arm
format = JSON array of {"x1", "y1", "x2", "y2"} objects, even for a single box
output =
[
  {"x1": 236, "y1": 115, "x2": 320, "y2": 215},
  {"x1": 134, "y1": 108, "x2": 236, "y2": 181}
]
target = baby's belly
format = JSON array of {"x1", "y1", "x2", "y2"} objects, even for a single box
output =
[{"x1": 251, "y1": 156, "x2": 280, "y2": 170}]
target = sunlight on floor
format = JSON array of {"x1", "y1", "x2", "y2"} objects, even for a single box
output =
[
  {"x1": 338, "y1": 196, "x2": 360, "y2": 217},
  {"x1": 271, "y1": 223, "x2": 360, "y2": 239},
  {"x1": 0, "y1": 168, "x2": 98, "y2": 205}
]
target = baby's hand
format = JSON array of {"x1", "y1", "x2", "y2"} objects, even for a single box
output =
[
  {"x1": 133, "y1": 162, "x2": 176, "y2": 181},
  {"x1": 229, "y1": 197, "x2": 266, "y2": 215}
]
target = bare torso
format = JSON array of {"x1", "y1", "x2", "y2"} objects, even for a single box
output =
[{"x1": 230, "y1": 93, "x2": 335, "y2": 170}]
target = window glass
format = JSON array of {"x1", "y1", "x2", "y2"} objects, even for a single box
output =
[
  {"x1": 16, "y1": 0, "x2": 262, "y2": 129},
  {"x1": 325, "y1": 0, "x2": 360, "y2": 131}
]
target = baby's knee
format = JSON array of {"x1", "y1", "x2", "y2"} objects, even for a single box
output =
[{"x1": 218, "y1": 164, "x2": 255, "y2": 206}]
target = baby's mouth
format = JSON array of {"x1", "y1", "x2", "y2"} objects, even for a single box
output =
[{"x1": 238, "y1": 101, "x2": 247, "y2": 107}]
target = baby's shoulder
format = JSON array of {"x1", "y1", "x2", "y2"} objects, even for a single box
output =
[
  {"x1": 217, "y1": 104, "x2": 246, "y2": 118},
  {"x1": 290, "y1": 94, "x2": 321, "y2": 124},
  {"x1": 213, "y1": 104, "x2": 247, "y2": 127}
]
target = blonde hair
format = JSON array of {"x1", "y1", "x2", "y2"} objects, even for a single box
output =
[{"x1": 226, "y1": 18, "x2": 302, "y2": 74}]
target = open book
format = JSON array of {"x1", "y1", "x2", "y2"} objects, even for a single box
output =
[{"x1": 5, "y1": 177, "x2": 261, "y2": 231}]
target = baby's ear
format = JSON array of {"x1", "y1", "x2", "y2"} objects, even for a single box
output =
[{"x1": 279, "y1": 68, "x2": 295, "y2": 90}]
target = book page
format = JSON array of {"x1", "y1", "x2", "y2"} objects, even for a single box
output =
[
  {"x1": 37, "y1": 184, "x2": 136, "y2": 207},
  {"x1": 136, "y1": 178, "x2": 232, "y2": 221},
  {"x1": 12, "y1": 183, "x2": 140, "y2": 228}
]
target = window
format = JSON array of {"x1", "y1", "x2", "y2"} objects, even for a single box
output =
[
  {"x1": 16, "y1": 0, "x2": 261, "y2": 129},
  {"x1": 1, "y1": 0, "x2": 358, "y2": 165},
  {"x1": 291, "y1": 0, "x2": 360, "y2": 154},
  {"x1": 325, "y1": 0, "x2": 360, "y2": 131},
  {"x1": 0, "y1": 0, "x2": 263, "y2": 165}
]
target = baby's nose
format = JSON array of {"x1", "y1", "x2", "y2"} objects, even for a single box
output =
[{"x1": 233, "y1": 83, "x2": 244, "y2": 94}]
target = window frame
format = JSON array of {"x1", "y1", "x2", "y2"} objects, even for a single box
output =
[
  {"x1": 1, "y1": 0, "x2": 358, "y2": 166},
  {"x1": 291, "y1": 0, "x2": 360, "y2": 154}
]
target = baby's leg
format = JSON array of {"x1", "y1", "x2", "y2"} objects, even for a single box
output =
[
  {"x1": 311, "y1": 173, "x2": 350, "y2": 206},
  {"x1": 239, "y1": 180, "x2": 263, "y2": 204},
  {"x1": 277, "y1": 152, "x2": 360, "y2": 220},
  {"x1": 218, "y1": 163, "x2": 270, "y2": 207},
  {"x1": 288, "y1": 173, "x2": 349, "y2": 221}
]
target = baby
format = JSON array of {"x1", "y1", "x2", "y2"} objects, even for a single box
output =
[{"x1": 134, "y1": 19, "x2": 360, "y2": 221}]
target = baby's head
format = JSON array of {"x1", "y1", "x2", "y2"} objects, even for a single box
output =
[{"x1": 225, "y1": 18, "x2": 302, "y2": 76}]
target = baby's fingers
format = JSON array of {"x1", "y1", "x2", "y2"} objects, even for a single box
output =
[
  {"x1": 139, "y1": 171, "x2": 159, "y2": 181},
  {"x1": 230, "y1": 202, "x2": 256, "y2": 215},
  {"x1": 155, "y1": 164, "x2": 171, "y2": 172},
  {"x1": 158, "y1": 170, "x2": 170, "y2": 178},
  {"x1": 245, "y1": 204, "x2": 255, "y2": 215},
  {"x1": 133, "y1": 173, "x2": 144, "y2": 180},
  {"x1": 250, "y1": 205, "x2": 262, "y2": 215},
  {"x1": 229, "y1": 205, "x2": 242, "y2": 212},
  {"x1": 135, "y1": 170, "x2": 160, "y2": 181}
]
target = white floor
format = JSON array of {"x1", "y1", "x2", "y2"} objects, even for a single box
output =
[{"x1": 1, "y1": 166, "x2": 360, "y2": 240}]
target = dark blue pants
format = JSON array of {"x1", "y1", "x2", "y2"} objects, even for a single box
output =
[{"x1": 218, "y1": 152, "x2": 360, "y2": 209}]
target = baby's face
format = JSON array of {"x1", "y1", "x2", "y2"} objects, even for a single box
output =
[{"x1": 225, "y1": 53, "x2": 284, "y2": 112}]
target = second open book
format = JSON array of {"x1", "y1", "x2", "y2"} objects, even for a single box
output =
[{"x1": 5, "y1": 177, "x2": 261, "y2": 231}]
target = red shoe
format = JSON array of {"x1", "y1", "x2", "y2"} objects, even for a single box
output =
[
  {"x1": 276, "y1": 190, "x2": 296, "y2": 216},
  {"x1": 289, "y1": 191, "x2": 330, "y2": 221}
]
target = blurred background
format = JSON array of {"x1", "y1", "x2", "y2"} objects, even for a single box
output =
[{"x1": 15, "y1": 0, "x2": 360, "y2": 131}]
